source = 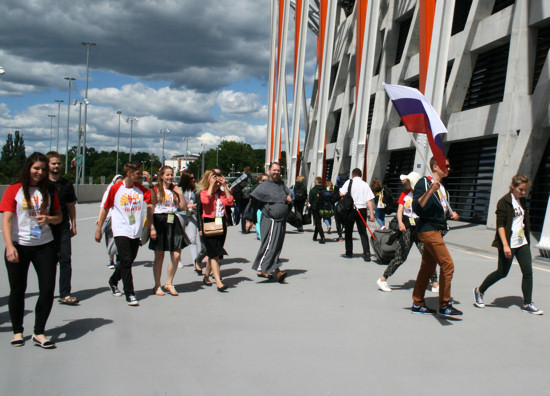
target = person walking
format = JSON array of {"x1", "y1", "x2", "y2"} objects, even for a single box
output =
[
  {"x1": 376, "y1": 171, "x2": 439, "y2": 292},
  {"x1": 46, "y1": 151, "x2": 79, "y2": 305},
  {"x1": 198, "y1": 169, "x2": 234, "y2": 292},
  {"x1": 97, "y1": 174, "x2": 124, "y2": 269},
  {"x1": 1, "y1": 152, "x2": 62, "y2": 348},
  {"x1": 177, "y1": 170, "x2": 203, "y2": 274},
  {"x1": 95, "y1": 162, "x2": 155, "y2": 306},
  {"x1": 251, "y1": 162, "x2": 290, "y2": 282},
  {"x1": 309, "y1": 177, "x2": 326, "y2": 244},
  {"x1": 149, "y1": 166, "x2": 187, "y2": 296},
  {"x1": 411, "y1": 157, "x2": 461, "y2": 317},
  {"x1": 292, "y1": 175, "x2": 307, "y2": 225},
  {"x1": 339, "y1": 168, "x2": 376, "y2": 261},
  {"x1": 473, "y1": 174, "x2": 543, "y2": 315}
]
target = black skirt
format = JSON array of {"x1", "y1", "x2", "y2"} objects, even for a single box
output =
[
  {"x1": 202, "y1": 217, "x2": 228, "y2": 258},
  {"x1": 149, "y1": 213, "x2": 189, "y2": 252}
]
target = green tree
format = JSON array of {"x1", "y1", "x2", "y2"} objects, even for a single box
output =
[{"x1": 0, "y1": 131, "x2": 26, "y2": 183}]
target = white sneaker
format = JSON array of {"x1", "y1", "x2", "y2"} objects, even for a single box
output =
[
  {"x1": 431, "y1": 285, "x2": 439, "y2": 293},
  {"x1": 177, "y1": 262, "x2": 184, "y2": 269},
  {"x1": 377, "y1": 278, "x2": 392, "y2": 292}
]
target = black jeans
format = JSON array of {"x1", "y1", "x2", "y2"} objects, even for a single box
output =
[
  {"x1": 344, "y1": 208, "x2": 370, "y2": 256},
  {"x1": 53, "y1": 224, "x2": 72, "y2": 298},
  {"x1": 5, "y1": 242, "x2": 57, "y2": 335},
  {"x1": 312, "y1": 209, "x2": 325, "y2": 241},
  {"x1": 110, "y1": 237, "x2": 140, "y2": 296}
]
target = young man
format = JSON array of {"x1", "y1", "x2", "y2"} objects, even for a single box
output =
[
  {"x1": 95, "y1": 162, "x2": 155, "y2": 306},
  {"x1": 339, "y1": 168, "x2": 376, "y2": 261},
  {"x1": 47, "y1": 151, "x2": 79, "y2": 305},
  {"x1": 411, "y1": 157, "x2": 461, "y2": 317}
]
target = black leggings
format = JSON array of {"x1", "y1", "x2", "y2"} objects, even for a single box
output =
[{"x1": 5, "y1": 242, "x2": 57, "y2": 335}]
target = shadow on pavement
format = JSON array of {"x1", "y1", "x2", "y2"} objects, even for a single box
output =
[
  {"x1": 71, "y1": 286, "x2": 110, "y2": 302},
  {"x1": 486, "y1": 295, "x2": 523, "y2": 309},
  {"x1": 391, "y1": 279, "x2": 416, "y2": 291},
  {"x1": 48, "y1": 317, "x2": 114, "y2": 343}
]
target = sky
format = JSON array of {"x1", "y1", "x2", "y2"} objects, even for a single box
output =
[{"x1": 0, "y1": 0, "x2": 318, "y2": 160}]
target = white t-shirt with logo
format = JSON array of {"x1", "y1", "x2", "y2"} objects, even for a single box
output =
[
  {"x1": 510, "y1": 194, "x2": 527, "y2": 248},
  {"x1": 103, "y1": 181, "x2": 152, "y2": 238},
  {"x1": 398, "y1": 190, "x2": 419, "y2": 219},
  {"x1": 153, "y1": 187, "x2": 178, "y2": 214}
]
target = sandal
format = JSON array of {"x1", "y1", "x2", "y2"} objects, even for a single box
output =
[
  {"x1": 194, "y1": 261, "x2": 203, "y2": 275},
  {"x1": 58, "y1": 296, "x2": 79, "y2": 305},
  {"x1": 276, "y1": 271, "x2": 288, "y2": 283},
  {"x1": 153, "y1": 286, "x2": 165, "y2": 296},
  {"x1": 257, "y1": 272, "x2": 273, "y2": 279},
  {"x1": 164, "y1": 284, "x2": 179, "y2": 296}
]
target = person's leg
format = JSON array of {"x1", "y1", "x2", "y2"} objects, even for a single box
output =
[
  {"x1": 375, "y1": 208, "x2": 385, "y2": 227},
  {"x1": 424, "y1": 232, "x2": 454, "y2": 307},
  {"x1": 412, "y1": 232, "x2": 439, "y2": 307},
  {"x1": 478, "y1": 248, "x2": 514, "y2": 294},
  {"x1": 31, "y1": 243, "x2": 57, "y2": 336},
  {"x1": 185, "y1": 217, "x2": 198, "y2": 262},
  {"x1": 344, "y1": 214, "x2": 355, "y2": 256},
  {"x1": 356, "y1": 209, "x2": 370, "y2": 256},
  {"x1": 153, "y1": 251, "x2": 165, "y2": 291},
  {"x1": 57, "y1": 225, "x2": 73, "y2": 299},
  {"x1": 313, "y1": 210, "x2": 325, "y2": 242},
  {"x1": 382, "y1": 229, "x2": 413, "y2": 280},
  {"x1": 166, "y1": 250, "x2": 180, "y2": 287},
  {"x1": 514, "y1": 244, "x2": 534, "y2": 304},
  {"x1": 5, "y1": 244, "x2": 31, "y2": 335},
  {"x1": 209, "y1": 257, "x2": 224, "y2": 288},
  {"x1": 113, "y1": 237, "x2": 139, "y2": 296}
]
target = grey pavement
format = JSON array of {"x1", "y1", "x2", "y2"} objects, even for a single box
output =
[{"x1": 1, "y1": 203, "x2": 550, "y2": 395}]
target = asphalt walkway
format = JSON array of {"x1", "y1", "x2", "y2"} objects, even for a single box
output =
[{"x1": 1, "y1": 203, "x2": 549, "y2": 395}]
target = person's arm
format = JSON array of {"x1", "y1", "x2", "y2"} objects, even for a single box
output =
[
  {"x1": 95, "y1": 207, "x2": 108, "y2": 242},
  {"x1": 498, "y1": 226, "x2": 512, "y2": 258},
  {"x1": 68, "y1": 202, "x2": 77, "y2": 237},
  {"x1": 148, "y1": 204, "x2": 157, "y2": 240},
  {"x1": 367, "y1": 199, "x2": 375, "y2": 222},
  {"x1": 417, "y1": 180, "x2": 439, "y2": 208},
  {"x1": 2, "y1": 212, "x2": 18, "y2": 263},
  {"x1": 173, "y1": 186, "x2": 187, "y2": 211},
  {"x1": 397, "y1": 204, "x2": 406, "y2": 232}
]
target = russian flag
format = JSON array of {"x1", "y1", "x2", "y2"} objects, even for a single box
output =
[{"x1": 383, "y1": 83, "x2": 448, "y2": 170}]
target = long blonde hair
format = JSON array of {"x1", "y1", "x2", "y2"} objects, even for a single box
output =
[{"x1": 197, "y1": 170, "x2": 213, "y2": 193}]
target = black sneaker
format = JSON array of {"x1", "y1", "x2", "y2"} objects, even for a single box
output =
[
  {"x1": 363, "y1": 254, "x2": 371, "y2": 262},
  {"x1": 126, "y1": 294, "x2": 139, "y2": 306},
  {"x1": 108, "y1": 281, "x2": 123, "y2": 297},
  {"x1": 411, "y1": 305, "x2": 436, "y2": 314},
  {"x1": 439, "y1": 303, "x2": 463, "y2": 317}
]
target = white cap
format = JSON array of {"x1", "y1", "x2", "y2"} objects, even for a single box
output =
[{"x1": 400, "y1": 171, "x2": 422, "y2": 188}]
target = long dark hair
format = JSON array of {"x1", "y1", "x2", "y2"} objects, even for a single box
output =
[
  {"x1": 17, "y1": 152, "x2": 50, "y2": 213},
  {"x1": 178, "y1": 170, "x2": 195, "y2": 191},
  {"x1": 156, "y1": 166, "x2": 176, "y2": 204}
]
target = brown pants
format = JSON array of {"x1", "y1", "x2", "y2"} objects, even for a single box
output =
[{"x1": 413, "y1": 231, "x2": 454, "y2": 307}]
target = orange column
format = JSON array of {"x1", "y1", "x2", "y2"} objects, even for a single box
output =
[{"x1": 419, "y1": 0, "x2": 436, "y2": 94}]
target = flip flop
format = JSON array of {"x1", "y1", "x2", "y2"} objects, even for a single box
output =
[{"x1": 58, "y1": 296, "x2": 79, "y2": 305}]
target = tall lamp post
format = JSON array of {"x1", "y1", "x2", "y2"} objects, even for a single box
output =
[
  {"x1": 126, "y1": 117, "x2": 138, "y2": 162},
  {"x1": 201, "y1": 144, "x2": 207, "y2": 177},
  {"x1": 159, "y1": 128, "x2": 170, "y2": 165},
  {"x1": 215, "y1": 146, "x2": 221, "y2": 167},
  {"x1": 54, "y1": 100, "x2": 63, "y2": 152},
  {"x1": 48, "y1": 115, "x2": 56, "y2": 151},
  {"x1": 64, "y1": 77, "x2": 76, "y2": 174},
  {"x1": 116, "y1": 111, "x2": 122, "y2": 175},
  {"x1": 81, "y1": 41, "x2": 96, "y2": 185}
]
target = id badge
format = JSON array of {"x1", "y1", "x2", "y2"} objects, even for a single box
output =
[
  {"x1": 215, "y1": 217, "x2": 223, "y2": 225},
  {"x1": 378, "y1": 200, "x2": 385, "y2": 209},
  {"x1": 167, "y1": 214, "x2": 175, "y2": 224},
  {"x1": 128, "y1": 214, "x2": 136, "y2": 225},
  {"x1": 409, "y1": 218, "x2": 416, "y2": 226},
  {"x1": 518, "y1": 229, "x2": 525, "y2": 239},
  {"x1": 30, "y1": 225, "x2": 42, "y2": 239}
]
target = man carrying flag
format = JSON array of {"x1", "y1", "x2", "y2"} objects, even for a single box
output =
[{"x1": 383, "y1": 83, "x2": 461, "y2": 317}]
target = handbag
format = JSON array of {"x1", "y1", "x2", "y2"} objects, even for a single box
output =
[{"x1": 203, "y1": 221, "x2": 224, "y2": 236}]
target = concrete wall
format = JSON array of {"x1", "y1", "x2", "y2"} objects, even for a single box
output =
[{"x1": 0, "y1": 184, "x2": 108, "y2": 204}]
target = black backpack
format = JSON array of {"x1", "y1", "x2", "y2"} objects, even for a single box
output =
[
  {"x1": 335, "y1": 180, "x2": 354, "y2": 221},
  {"x1": 294, "y1": 186, "x2": 307, "y2": 202}
]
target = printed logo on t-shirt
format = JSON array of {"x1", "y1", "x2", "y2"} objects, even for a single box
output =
[{"x1": 120, "y1": 192, "x2": 142, "y2": 213}]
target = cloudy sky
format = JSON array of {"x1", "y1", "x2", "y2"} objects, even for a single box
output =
[{"x1": 0, "y1": 0, "x2": 318, "y2": 160}]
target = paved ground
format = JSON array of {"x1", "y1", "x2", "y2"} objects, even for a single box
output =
[{"x1": 1, "y1": 203, "x2": 550, "y2": 395}]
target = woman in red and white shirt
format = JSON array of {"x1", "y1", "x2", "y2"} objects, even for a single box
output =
[
  {"x1": 198, "y1": 169, "x2": 234, "y2": 292},
  {"x1": 148, "y1": 166, "x2": 187, "y2": 296},
  {"x1": 0, "y1": 152, "x2": 62, "y2": 348}
]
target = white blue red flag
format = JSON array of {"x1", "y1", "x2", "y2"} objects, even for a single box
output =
[{"x1": 383, "y1": 83, "x2": 448, "y2": 170}]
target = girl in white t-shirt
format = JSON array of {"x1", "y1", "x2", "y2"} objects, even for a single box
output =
[
  {"x1": 0, "y1": 152, "x2": 62, "y2": 348},
  {"x1": 474, "y1": 174, "x2": 543, "y2": 315},
  {"x1": 148, "y1": 166, "x2": 187, "y2": 296}
]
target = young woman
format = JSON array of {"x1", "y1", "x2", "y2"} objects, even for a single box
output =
[
  {"x1": 370, "y1": 178, "x2": 386, "y2": 228},
  {"x1": 474, "y1": 174, "x2": 543, "y2": 315},
  {"x1": 0, "y1": 152, "x2": 62, "y2": 348},
  {"x1": 376, "y1": 172, "x2": 439, "y2": 292},
  {"x1": 198, "y1": 169, "x2": 234, "y2": 292},
  {"x1": 177, "y1": 170, "x2": 202, "y2": 274},
  {"x1": 148, "y1": 166, "x2": 187, "y2": 296}
]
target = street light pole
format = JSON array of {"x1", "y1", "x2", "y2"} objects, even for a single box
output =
[
  {"x1": 55, "y1": 100, "x2": 63, "y2": 152},
  {"x1": 116, "y1": 111, "x2": 122, "y2": 175},
  {"x1": 48, "y1": 115, "x2": 56, "y2": 152},
  {"x1": 126, "y1": 117, "x2": 138, "y2": 162},
  {"x1": 81, "y1": 41, "x2": 96, "y2": 185},
  {"x1": 64, "y1": 77, "x2": 75, "y2": 174},
  {"x1": 159, "y1": 128, "x2": 170, "y2": 165},
  {"x1": 201, "y1": 144, "x2": 207, "y2": 177}
]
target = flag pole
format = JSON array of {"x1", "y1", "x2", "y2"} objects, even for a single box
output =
[{"x1": 407, "y1": 132, "x2": 454, "y2": 217}]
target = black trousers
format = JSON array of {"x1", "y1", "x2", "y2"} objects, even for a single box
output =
[
  {"x1": 345, "y1": 208, "x2": 370, "y2": 256},
  {"x1": 110, "y1": 237, "x2": 140, "y2": 296},
  {"x1": 53, "y1": 224, "x2": 72, "y2": 298},
  {"x1": 5, "y1": 242, "x2": 57, "y2": 334},
  {"x1": 312, "y1": 209, "x2": 325, "y2": 241}
]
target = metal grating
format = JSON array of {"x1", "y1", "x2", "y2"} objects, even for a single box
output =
[
  {"x1": 395, "y1": 16, "x2": 412, "y2": 65},
  {"x1": 383, "y1": 148, "x2": 416, "y2": 197},
  {"x1": 532, "y1": 24, "x2": 550, "y2": 93},
  {"x1": 462, "y1": 43, "x2": 509, "y2": 111},
  {"x1": 529, "y1": 138, "x2": 550, "y2": 233},
  {"x1": 445, "y1": 137, "x2": 498, "y2": 223},
  {"x1": 366, "y1": 95, "x2": 375, "y2": 135}
]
